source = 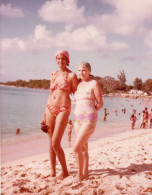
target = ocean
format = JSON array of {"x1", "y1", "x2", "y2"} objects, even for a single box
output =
[{"x1": 1, "y1": 85, "x2": 151, "y2": 162}]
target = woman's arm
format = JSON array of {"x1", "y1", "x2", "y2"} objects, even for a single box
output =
[
  {"x1": 70, "y1": 73, "x2": 78, "y2": 94},
  {"x1": 41, "y1": 77, "x2": 52, "y2": 123},
  {"x1": 93, "y1": 80, "x2": 103, "y2": 111}
]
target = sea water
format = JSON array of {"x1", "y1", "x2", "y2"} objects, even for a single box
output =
[
  {"x1": 1, "y1": 85, "x2": 151, "y2": 144},
  {"x1": 1, "y1": 86, "x2": 151, "y2": 162}
]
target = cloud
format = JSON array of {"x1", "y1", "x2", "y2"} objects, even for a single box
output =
[
  {"x1": 145, "y1": 29, "x2": 152, "y2": 48},
  {"x1": 0, "y1": 3, "x2": 25, "y2": 18},
  {"x1": 120, "y1": 56, "x2": 142, "y2": 62},
  {"x1": 94, "y1": 0, "x2": 152, "y2": 35},
  {"x1": 1, "y1": 24, "x2": 54, "y2": 55},
  {"x1": 38, "y1": 0, "x2": 85, "y2": 25},
  {"x1": 55, "y1": 25, "x2": 107, "y2": 51},
  {"x1": 55, "y1": 25, "x2": 129, "y2": 51},
  {"x1": 0, "y1": 59, "x2": 6, "y2": 75},
  {"x1": 1, "y1": 37, "x2": 27, "y2": 55},
  {"x1": 1, "y1": 24, "x2": 129, "y2": 55},
  {"x1": 144, "y1": 29, "x2": 152, "y2": 56},
  {"x1": 32, "y1": 24, "x2": 54, "y2": 48},
  {"x1": 108, "y1": 42, "x2": 129, "y2": 51}
]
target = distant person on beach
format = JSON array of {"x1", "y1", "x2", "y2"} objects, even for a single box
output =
[
  {"x1": 144, "y1": 107, "x2": 149, "y2": 128},
  {"x1": 41, "y1": 50, "x2": 78, "y2": 179},
  {"x1": 67, "y1": 120, "x2": 73, "y2": 142},
  {"x1": 16, "y1": 128, "x2": 20, "y2": 135},
  {"x1": 73, "y1": 62, "x2": 103, "y2": 182},
  {"x1": 103, "y1": 108, "x2": 109, "y2": 121},
  {"x1": 145, "y1": 111, "x2": 149, "y2": 128},
  {"x1": 150, "y1": 109, "x2": 152, "y2": 128},
  {"x1": 114, "y1": 109, "x2": 118, "y2": 116},
  {"x1": 130, "y1": 109, "x2": 137, "y2": 130},
  {"x1": 140, "y1": 110, "x2": 145, "y2": 129}
]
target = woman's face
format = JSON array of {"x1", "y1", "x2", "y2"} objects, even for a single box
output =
[
  {"x1": 56, "y1": 54, "x2": 67, "y2": 68},
  {"x1": 78, "y1": 65, "x2": 90, "y2": 81}
]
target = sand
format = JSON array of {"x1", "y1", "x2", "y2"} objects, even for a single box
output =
[{"x1": 1, "y1": 129, "x2": 152, "y2": 195}]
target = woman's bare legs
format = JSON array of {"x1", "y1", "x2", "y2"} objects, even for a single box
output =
[
  {"x1": 52, "y1": 111, "x2": 70, "y2": 178},
  {"x1": 74, "y1": 123, "x2": 95, "y2": 181},
  {"x1": 83, "y1": 143, "x2": 89, "y2": 178},
  {"x1": 46, "y1": 109, "x2": 56, "y2": 176},
  {"x1": 46, "y1": 109, "x2": 70, "y2": 178}
]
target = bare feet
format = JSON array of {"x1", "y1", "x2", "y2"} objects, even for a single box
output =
[
  {"x1": 57, "y1": 171, "x2": 69, "y2": 180},
  {"x1": 50, "y1": 171, "x2": 56, "y2": 177},
  {"x1": 83, "y1": 174, "x2": 88, "y2": 180},
  {"x1": 74, "y1": 175, "x2": 84, "y2": 183}
]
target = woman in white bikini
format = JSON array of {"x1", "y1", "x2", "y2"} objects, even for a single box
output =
[
  {"x1": 41, "y1": 50, "x2": 78, "y2": 179},
  {"x1": 73, "y1": 62, "x2": 103, "y2": 182}
]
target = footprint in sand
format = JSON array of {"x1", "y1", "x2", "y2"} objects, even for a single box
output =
[
  {"x1": 43, "y1": 159, "x2": 49, "y2": 162},
  {"x1": 2, "y1": 171, "x2": 8, "y2": 176},
  {"x1": 72, "y1": 182, "x2": 83, "y2": 189},
  {"x1": 25, "y1": 167, "x2": 32, "y2": 171},
  {"x1": 20, "y1": 173, "x2": 26, "y2": 177},
  {"x1": 12, "y1": 179, "x2": 30, "y2": 187},
  {"x1": 41, "y1": 174, "x2": 51, "y2": 179},
  {"x1": 16, "y1": 165, "x2": 24, "y2": 168},
  {"x1": 35, "y1": 173, "x2": 41, "y2": 179},
  {"x1": 89, "y1": 180, "x2": 99, "y2": 188},
  {"x1": 69, "y1": 163, "x2": 74, "y2": 166}
]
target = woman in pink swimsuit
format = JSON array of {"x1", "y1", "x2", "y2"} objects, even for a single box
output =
[
  {"x1": 41, "y1": 50, "x2": 78, "y2": 179},
  {"x1": 73, "y1": 62, "x2": 103, "y2": 182}
]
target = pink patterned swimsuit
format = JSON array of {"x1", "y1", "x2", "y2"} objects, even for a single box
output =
[{"x1": 74, "y1": 89, "x2": 98, "y2": 125}]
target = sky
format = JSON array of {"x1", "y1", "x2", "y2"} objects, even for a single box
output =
[{"x1": 0, "y1": 0, "x2": 152, "y2": 84}]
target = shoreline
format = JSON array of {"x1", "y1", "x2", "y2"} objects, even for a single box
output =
[
  {"x1": 104, "y1": 92, "x2": 152, "y2": 102},
  {"x1": 1, "y1": 85, "x2": 152, "y2": 101},
  {"x1": 2, "y1": 128, "x2": 151, "y2": 166},
  {"x1": 1, "y1": 121, "x2": 134, "y2": 164},
  {"x1": 1, "y1": 129, "x2": 152, "y2": 194}
]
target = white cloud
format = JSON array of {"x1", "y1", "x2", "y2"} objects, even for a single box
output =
[
  {"x1": 1, "y1": 24, "x2": 54, "y2": 55},
  {"x1": 145, "y1": 30, "x2": 152, "y2": 48},
  {"x1": 38, "y1": 0, "x2": 85, "y2": 25},
  {"x1": 0, "y1": 3, "x2": 25, "y2": 18},
  {"x1": 95, "y1": 0, "x2": 152, "y2": 35},
  {"x1": 32, "y1": 24, "x2": 54, "y2": 48},
  {"x1": 108, "y1": 42, "x2": 129, "y2": 51},
  {"x1": 55, "y1": 25, "x2": 107, "y2": 51},
  {"x1": 55, "y1": 25, "x2": 129, "y2": 51},
  {"x1": 1, "y1": 37, "x2": 27, "y2": 55},
  {"x1": 120, "y1": 56, "x2": 142, "y2": 62},
  {"x1": 0, "y1": 59, "x2": 6, "y2": 76},
  {"x1": 1, "y1": 24, "x2": 129, "y2": 55},
  {"x1": 144, "y1": 29, "x2": 152, "y2": 56}
]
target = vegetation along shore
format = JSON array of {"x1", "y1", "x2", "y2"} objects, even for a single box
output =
[{"x1": 1, "y1": 70, "x2": 152, "y2": 96}]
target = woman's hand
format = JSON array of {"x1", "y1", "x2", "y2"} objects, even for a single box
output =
[
  {"x1": 41, "y1": 113, "x2": 48, "y2": 133},
  {"x1": 94, "y1": 81, "x2": 103, "y2": 111}
]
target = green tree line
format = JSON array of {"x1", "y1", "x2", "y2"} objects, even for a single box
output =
[
  {"x1": 0, "y1": 79, "x2": 50, "y2": 89},
  {"x1": 0, "y1": 70, "x2": 152, "y2": 94}
]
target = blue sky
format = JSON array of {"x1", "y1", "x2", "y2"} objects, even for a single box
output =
[{"x1": 0, "y1": 0, "x2": 152, "y2": 84}]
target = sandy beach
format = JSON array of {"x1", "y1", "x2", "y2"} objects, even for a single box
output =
[{"x1": 1, "y1": 129, "x2": 152, "y2": 195}]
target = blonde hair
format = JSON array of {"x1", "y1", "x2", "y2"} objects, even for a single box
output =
[{"x1": 78, "y1": 61, "x2": 91, "y2": 72}]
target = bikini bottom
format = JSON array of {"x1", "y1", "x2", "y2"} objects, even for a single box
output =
[{"x1": 47, "y1": 104, "x2": 71, "y2": 117}]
